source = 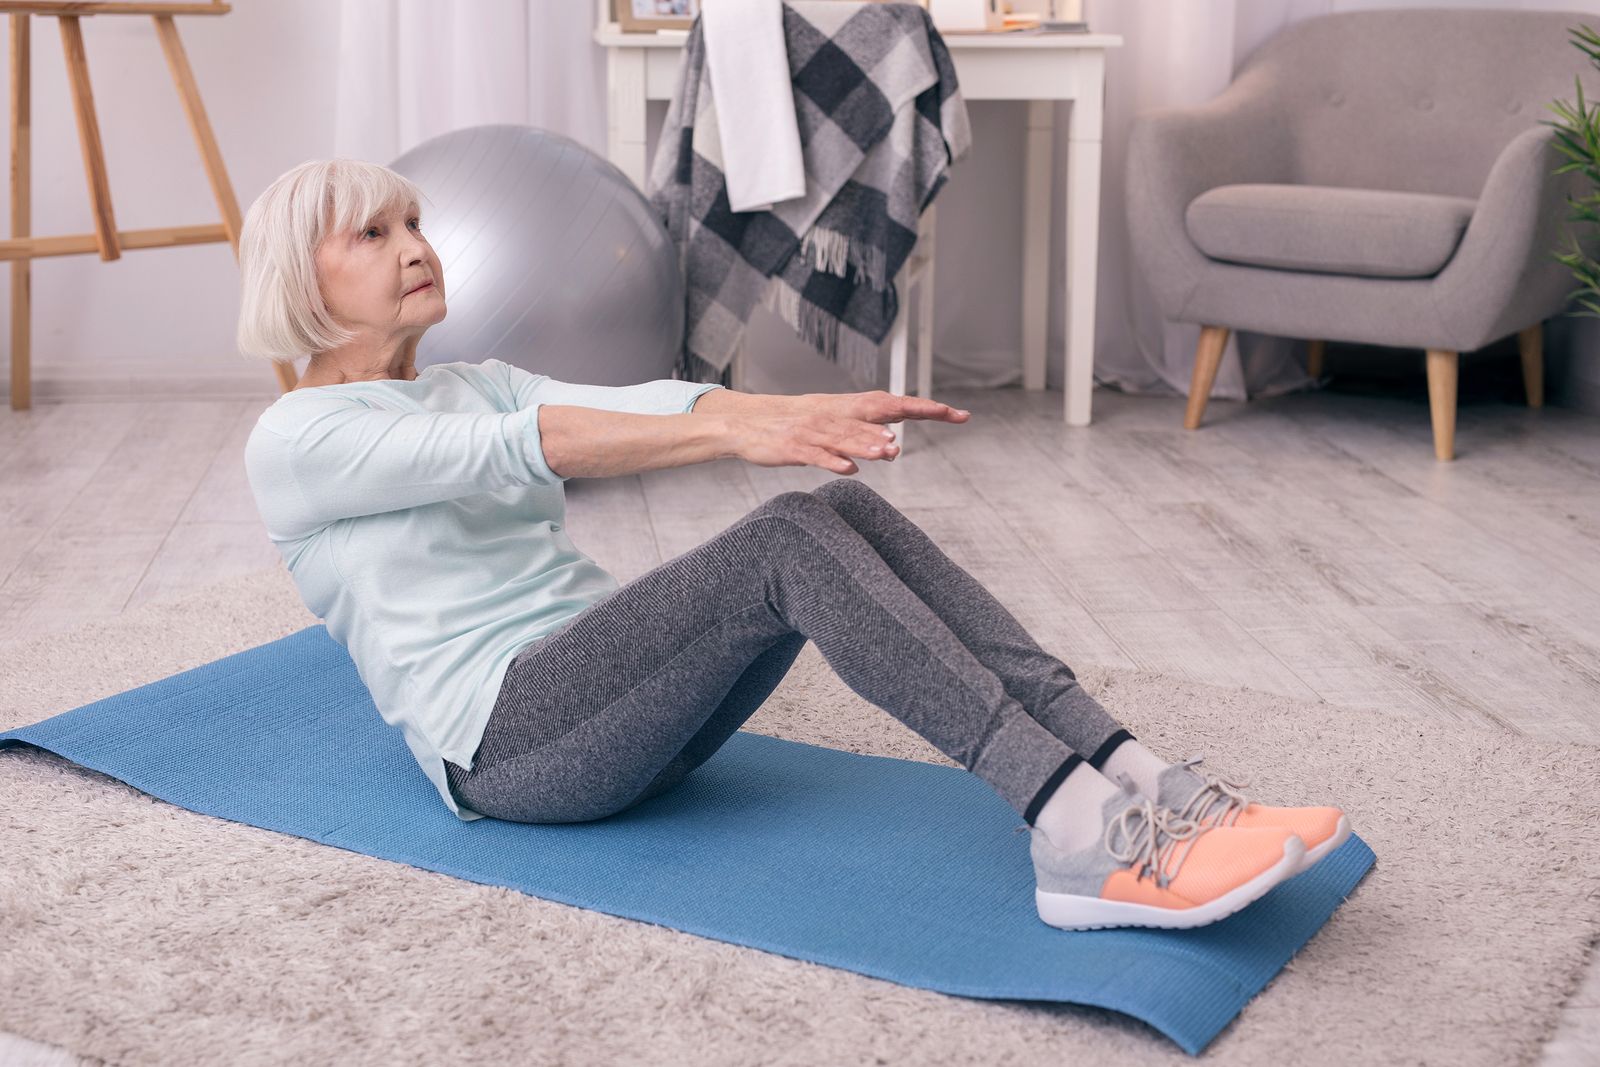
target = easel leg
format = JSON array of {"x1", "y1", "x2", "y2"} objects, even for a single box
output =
[
  {"x1": 152, "y1": 13, "x2": 294, "y2": 393},
  {"x1": 10, "y1": 13, "x2": 29, "y2": 411},
  {"x1": 58, "y1": 14, "x2": 120, "y2": 261},
  {"x1": 152, "y1": 15, "x2": 241, "y2": 250}
]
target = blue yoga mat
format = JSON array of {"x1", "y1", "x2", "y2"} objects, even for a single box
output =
[{"x1": 0, "y1": 624, "x2": 1373, "y2": 1055}]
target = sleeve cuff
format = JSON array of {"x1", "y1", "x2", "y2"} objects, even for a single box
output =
[
  {"x1": 517, "y1": 403, "x2": 568, "y2": 485},
  {"x1": 685, "y1": 382, "x2": 726, "y2": 412}
]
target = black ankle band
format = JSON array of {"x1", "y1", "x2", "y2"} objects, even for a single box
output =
[
  {"x1": 1023, "y1": 753, "x2": 1083, "y2": 826},
  {"x1": 1087, "y1": 728, "x2": 1134, "y2": 771}
]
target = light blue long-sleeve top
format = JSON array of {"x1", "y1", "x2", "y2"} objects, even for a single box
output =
[{"x1": 242, "y1": 358, "x2": 726, "y2": 821}]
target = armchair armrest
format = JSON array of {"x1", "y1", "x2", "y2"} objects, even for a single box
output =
[
  {"x1": 1124, "y1": 70, "x2": 1296, "y2": 316},
  {"x1": 1432, "y1": 123, "x2": 1599, "y2": 346}
]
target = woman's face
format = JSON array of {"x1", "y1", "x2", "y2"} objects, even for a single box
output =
[{"x1": 314, "y1": 197, "x2": 446, "y2": 343}]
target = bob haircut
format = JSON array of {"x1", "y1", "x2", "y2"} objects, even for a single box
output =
[{"x1": 236, "y1": 159, "x2": 432, "y2": 364}]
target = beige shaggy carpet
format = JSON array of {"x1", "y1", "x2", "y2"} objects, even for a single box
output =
[{"x1": 1, "y1": 564, "x2": 1597, "y2": 1067}]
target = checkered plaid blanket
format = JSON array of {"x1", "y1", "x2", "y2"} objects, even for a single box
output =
[{"x1": 647, "y1": 1, "x2": 971, "y2": 389}]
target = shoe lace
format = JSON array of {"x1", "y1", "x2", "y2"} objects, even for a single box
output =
[
  {"x1": 1170, "y1": 754, "x2": 1253, "y2": 829},
  {"x1": 1102, "y1": 784, "x2": 1205, "y2": 890}
]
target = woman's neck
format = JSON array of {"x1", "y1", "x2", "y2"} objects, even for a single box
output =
[{"x1": 298, "y1": 336, "x2": 420, "y2": 388}]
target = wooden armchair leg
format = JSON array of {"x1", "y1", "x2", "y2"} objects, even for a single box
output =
[
  {"x1": 1518, "y1": 323, "x2": 1543, "y2": 408},
  {"x1": 1425, "y1": 348, "x2": 1458, "y2": 461},
  {"x1": 1307, "y1": 338, "x2": 1325, "y2": 379},
  {"x1": 1184, "y1": 325, "x2": 1229, "y2": 429}
]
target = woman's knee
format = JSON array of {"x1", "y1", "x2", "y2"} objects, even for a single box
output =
[
  {"x1": 744, "y1": 491, "x2": 861, "y2": 555},
  {"x1": 810, "y1": 476, "x2": 879, "y2": 506},
  {"x1": 742, "y1": 490, "x2": 837, "y2": 539},
  {"x1": 757, "y1": 488, "x2": 829, "y2": 515},
  {"x1": 760, "y1": 481, "x2": 883, "y2": 525},
  {"x1": 809, "y1": 477, "x2": 889, "y2": 520}
]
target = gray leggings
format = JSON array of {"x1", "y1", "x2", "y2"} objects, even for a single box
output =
[{"x1": 445, "y1": 478, "x2": 1126, "y2": 825}]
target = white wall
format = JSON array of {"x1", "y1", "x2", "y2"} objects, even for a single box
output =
[{"x1": 0, "y1": 0, "x2": 1595, "y2": 411}]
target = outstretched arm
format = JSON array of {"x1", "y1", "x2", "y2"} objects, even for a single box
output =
[
  {"x1": 500, "y1": 358, "x2": 734, "y2": 417},
  {"x1": 686, "y1": 386, "x2": 804, "y2": 416},
  {"x1": 702, "y1": 386, "x2": 970, "y2": 425},
  {"x1": 246, "y1": 402, "x2": 563, "y2": 540}
]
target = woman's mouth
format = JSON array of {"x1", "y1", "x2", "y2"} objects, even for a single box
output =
[{"x1": 406, "y1": 281, "x2": 435, "y2": 295}]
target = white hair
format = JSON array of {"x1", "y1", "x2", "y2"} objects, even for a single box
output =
[{"x1": 236, "y1": 159, "x2": 431, "y2": 364}]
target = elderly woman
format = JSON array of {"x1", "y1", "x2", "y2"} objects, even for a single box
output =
[{"x1": 238, "y1": 159, "x2": 1347, "y2": 933}]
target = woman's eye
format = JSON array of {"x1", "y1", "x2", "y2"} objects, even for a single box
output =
[{"x1": 359, "y1": 218, "x2": 419, "y2": 239}]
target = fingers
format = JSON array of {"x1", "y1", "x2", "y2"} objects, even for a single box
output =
[
  {"x1": 818, "y1": 448, "x2": 858, "y2": 475},
  {"x1": 882, "y1": 395, "x2": 970, "y2": 422},
  {"x1": 829, "y1": 418, "x2": 899, "y2": 457},
  {"x1": 921, "y1": 400, "x2": 969, "y2": 422},
  {"x1": 813, "y1": 427, "x2": 900, "y2": 474},
  {"x1": 857, "y1": 425, "x2": 899, "y2": 461}
]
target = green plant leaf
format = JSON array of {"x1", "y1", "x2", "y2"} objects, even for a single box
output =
[{"x1": 1549, "y1": 24, "x2": 1600, "y2": 309}]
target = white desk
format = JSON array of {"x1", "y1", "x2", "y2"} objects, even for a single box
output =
[{"x1": 593, "y1": 17, "x2": 1122, "y2": 427}]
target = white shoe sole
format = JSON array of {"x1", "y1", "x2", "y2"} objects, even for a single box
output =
[
  {"x1": 1290, "y1": 813, "x2": 1351, "y2": 876},
  {"x1": 1035, "y1": 834, "x2": 1306, "y2": 931}
]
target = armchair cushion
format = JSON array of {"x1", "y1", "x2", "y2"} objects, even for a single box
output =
[{"x1": 1185, "y1": 184, "x2": 1477, "y2": 279}]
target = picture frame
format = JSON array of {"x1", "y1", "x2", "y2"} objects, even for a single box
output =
[{"x1": 615, "y1": 0, "x2": 699, "y2": 32}]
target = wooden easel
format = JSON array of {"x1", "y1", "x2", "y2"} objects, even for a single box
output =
[{"x1": 5, "y1": 1, "x2": 292, "y2": 410}]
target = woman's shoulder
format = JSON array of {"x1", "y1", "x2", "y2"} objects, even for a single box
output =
[
  {"x1": 260, "y1": 365, "x2": 517, "y2": 433},
  {"x1": 259, "y1": 385, "x2": 374, "y2": 426},
  {"x1": 278, "y1": 360, "x2": 503, "y2": 396}
]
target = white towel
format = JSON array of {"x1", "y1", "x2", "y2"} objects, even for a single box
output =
[{"x1": 699, "y1": 0, "x2": 806, "y2": 213}]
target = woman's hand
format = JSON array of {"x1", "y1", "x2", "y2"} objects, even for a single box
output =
[
  {"x1": 797, "y1": 389, "x2": 971, "y2": 427},
  {"x1": 729, "y1": 391, "x2": 972, "y2": 476}
]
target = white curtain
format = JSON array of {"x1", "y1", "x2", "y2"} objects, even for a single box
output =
[
  {"x1": 333, "y1": 0, "x2": 607, "y2": 166},
  {"x1": 333, "y1": 0, "x2": 1600, "y2": 402}
]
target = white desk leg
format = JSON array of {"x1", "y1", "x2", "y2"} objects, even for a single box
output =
[
  {"x1": 916, "y1": 205, "x2": 936, "y2": 404},
  {"x1": 1021, "y1": 100, "x2": 1052, "y2": 394},
  {"x1": 606, "y1": 47, "x2": 648, "y2": 191},
  {"x1": 1063, "y1": 56, "x2": 1105, "y2": 427},
  {"x1": 730, "y1": 334, "x2": 747, "y2": 392},
  {"x1": 887, "y1": 258, "x2": 910, "y2": 449}
]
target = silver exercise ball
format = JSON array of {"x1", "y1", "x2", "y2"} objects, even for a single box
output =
[{"x1": 389, "y1": 124, "x2": 683, "y2": 386}]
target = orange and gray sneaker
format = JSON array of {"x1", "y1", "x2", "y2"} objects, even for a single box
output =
[
  {"x1": 1144, "y1": 756, "x2": 1350, "y2": 877},
  {"x1": 1029, "y1": 776, "x2": 1305, "y2": 931}
]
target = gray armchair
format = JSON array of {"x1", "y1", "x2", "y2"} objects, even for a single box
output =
[{"x1": 1125, "y1": 9, "x2": 1600, "y2": 460}]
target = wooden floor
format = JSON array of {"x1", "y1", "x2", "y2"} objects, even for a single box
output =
[{"x1": 2, "y1": 382, "x2": 1597, "y2": 1064}]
